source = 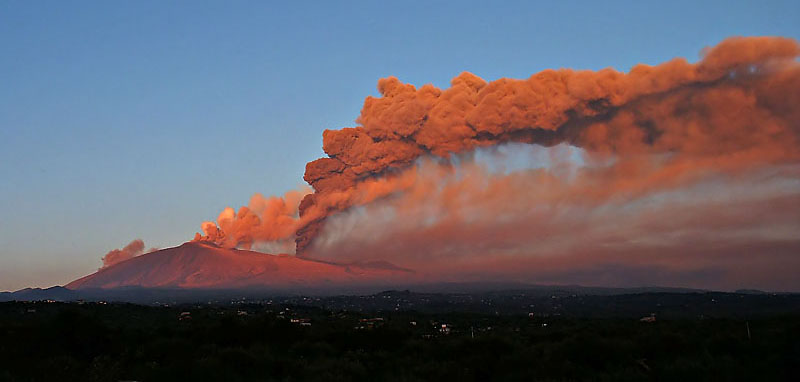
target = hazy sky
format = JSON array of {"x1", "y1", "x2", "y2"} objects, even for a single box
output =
[{"x1": 1, "y1": 0, "x2": 799, "y2": 291}]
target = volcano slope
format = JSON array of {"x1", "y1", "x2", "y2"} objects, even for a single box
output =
[{"x1": 66, "y1": 242, "x2": 412, "y2": 290}]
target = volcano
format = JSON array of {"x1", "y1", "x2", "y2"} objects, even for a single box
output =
[{"x1": 66, "y1": 242, "x2": 412, "y2": 290}]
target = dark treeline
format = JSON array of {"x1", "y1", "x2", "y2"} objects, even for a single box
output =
[{"x1": 1, "y1": 296, "x2": 798, "y2": 381}]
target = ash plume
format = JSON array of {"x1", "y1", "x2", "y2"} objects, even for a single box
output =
[
  {"x1": 294, "y1": 36, "x2": 800, "y2": 254},
  {"x1": 101, "y1": 239, "x2": 146, "y2": 269},
  {"x1": 192, "y1": 188, "x2": 312, "y2": 251},
  {"x1": 191, "y1": 36, "x2": 799, "y2": 276}
]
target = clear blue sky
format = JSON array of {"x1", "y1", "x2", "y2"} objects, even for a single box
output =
[{"x1": 1, "y1": 0, "x2": 798, "y2": 290}]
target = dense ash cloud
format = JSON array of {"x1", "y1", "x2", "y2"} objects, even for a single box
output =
[
  {"x1": 295, "y1": 36, "x2": 800, "y2": 254},
  {"x1": 192, "y1": 188, "x2": 311, "y2": 252}
]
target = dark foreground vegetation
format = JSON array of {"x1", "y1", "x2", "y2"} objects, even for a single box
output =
[{"x1": 1, "y1": 292, "x2": 799, "y2": 381}]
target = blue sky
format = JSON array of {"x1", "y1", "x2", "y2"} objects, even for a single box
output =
[{"x1": 1, "y1": 0, "x2": 799, "y2": 290}]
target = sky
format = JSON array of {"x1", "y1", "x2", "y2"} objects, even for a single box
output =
[{"x1": 1, "y1": 0, "x2": 799, "y2": 291}]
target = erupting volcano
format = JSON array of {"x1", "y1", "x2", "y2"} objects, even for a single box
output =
[{"x1": 69, "y1": 36, "x2": 800, "y2": 291}]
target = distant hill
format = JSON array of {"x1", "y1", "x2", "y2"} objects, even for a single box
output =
[
  {"x1": 408, "y1": 282, "x2": 708, "y2": 295},
  {"x1": 3, "y1": 287, "x2": 799, "y2": 319},
  {"x1": 0, "y1": 286, "x2": 76, "y2": 302}
]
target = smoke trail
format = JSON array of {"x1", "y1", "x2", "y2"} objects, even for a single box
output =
[
  {"x1": 309, "y1": 148, "x2": 800, "y2": 290},
  {"x1": 101, "y1": 239, "x2": 146, "y2": 269}
]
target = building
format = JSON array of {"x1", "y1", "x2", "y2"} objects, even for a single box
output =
[
  {"x1": 290, "y1": 318, "x2": 312, "y2": 326},
  {"x1": 355, "y1": 317, "x2": 385, "y2": 330},
  {"x1": 639, "y1": 314, "x2": 656, "y2": 323}
]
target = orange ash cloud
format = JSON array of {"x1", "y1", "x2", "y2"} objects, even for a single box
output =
[
  {"x1": 187, "y1": 35, "x2": 799, "y2": 288},
  {"x1": 294, "y1": 36, "x2": 800, "y2": 254},
  {"x1": 192, "y1": 188, "x2": 313, "y2": 251}
]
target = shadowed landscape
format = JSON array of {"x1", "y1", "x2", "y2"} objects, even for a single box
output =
[{"x1": 2, "y1": 289, "x2": 799, "y2": 381}]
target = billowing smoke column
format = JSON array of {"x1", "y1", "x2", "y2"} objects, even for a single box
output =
[
  {"x1": 101, "y1": 239, "x2": 146, "y2": 269},
  {"x1": 295, "y1": 36, "x2": 800, "y2": 255},
  {"x1": 192, "y1": 36, "x2": 800, "y2": 257},
  {"x1": 193, "y1": 189, "x2": 311, "y2": 250}
]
